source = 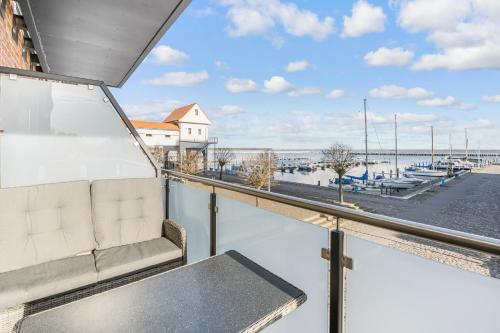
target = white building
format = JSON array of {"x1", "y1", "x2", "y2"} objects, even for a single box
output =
[
  {"x1": 130, "y1": 121, "x2": 180, "y2": 148},
  {"x1": 131, "y1": 103, "x2": 215, "y2": 167},
  {"x1": 163, "y1": 103, "x2": 212, "y2": 145}
]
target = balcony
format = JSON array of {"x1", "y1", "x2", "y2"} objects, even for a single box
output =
[
  {"x1": 164, "y1": 169, "x2": 500, "y2": 333},
  {"x1": 1, "y1": 0, "x2": 500, "y2": 329},
  {"x1": 179, "y1": 137, "x2": 217, "y2": 150},
  {"x1": 1, "y1": 61, "x2": 500, "y2": 333}
]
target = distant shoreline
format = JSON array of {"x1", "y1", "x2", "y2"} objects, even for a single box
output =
[{"x1": 208, "y1": 147, "x2": 500, "y2": 156}]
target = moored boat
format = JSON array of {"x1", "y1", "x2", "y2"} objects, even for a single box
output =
[{"x1": 404, "y1": 167, "x2": 447, "y2": 178}]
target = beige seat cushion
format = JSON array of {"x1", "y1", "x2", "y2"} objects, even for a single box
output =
[
  {"x1": 91, "y1": 178, "x2": 164, "y2": 250},
  {"x1": 94, "y1": 237, "x2": 181, "y2": 281},
  {"x1": 0, "y1": 181, "x2": 96, "y2": 273},
  {"x1": 0, "y1": 254, "x2": 97, "y2": 311}
]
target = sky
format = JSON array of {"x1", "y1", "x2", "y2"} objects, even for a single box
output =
[{"x1": 112, "y1": 0, "x2": 500, "y2": 150}]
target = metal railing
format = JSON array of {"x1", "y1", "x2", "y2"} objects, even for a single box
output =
[
  {"x1": 164, "y1": 168, "x2": 500, "y2": 333},
  {"x1": 164, "y1": 169, "x2": 500, "y2": 256},
  {"x1": 164, "y1": 169, "x2": 500, "y2": 333}
]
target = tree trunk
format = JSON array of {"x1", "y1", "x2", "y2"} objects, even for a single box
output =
[
  {"x1": 219, "y1": 164, "x2": 223, "y2": 180},
  {"x1": 338, "y1": 180, "x2": 343, "y2": 203}
]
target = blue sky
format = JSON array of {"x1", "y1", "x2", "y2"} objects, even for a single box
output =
[{"x1": 113, "y1": 0, "x2": 500, "y2": 150}]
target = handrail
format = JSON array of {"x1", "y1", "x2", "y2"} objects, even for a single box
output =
[{"x1": 164, "y1": 169, "x2": 500, "y2": 256}]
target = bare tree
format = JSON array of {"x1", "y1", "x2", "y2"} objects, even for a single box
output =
[
  {"x1": 180, "y1": 150, "x2": 202, "y2": 174},
  {"x1": 163, "y1": 149, "x2": 171, "y2": 169},
  {"x1": 150, "y1": 146, "x2": 165, "y2": 165},
  {"x1": 323, "y1": 143, "x2": 356, "y2": 203},
  {"x1": 215, "y1": 147, "x2": 235, "y2": 180},
  {"x1": 240, "y1": 152, "x2": 278, "y2": 190}
]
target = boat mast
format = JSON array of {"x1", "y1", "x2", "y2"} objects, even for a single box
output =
[
  {"x1": 449, "y1": 133, "x2": 453, "y2": 157},
  {"x1": 394, "y1": 114, "x2": 398, "y2": 174},
  {"x1": 431, "y1": 126, "x2": 434, "y2": 169},
  {"x1": 477, "y1": 140, "x2": 481, "y2": 167},
  {"x1": 364, "y1": 98, "x2": 368, "y2": 183},
  {"x1": 465, "y1": 128, "x2": 468, "y2": 160}
]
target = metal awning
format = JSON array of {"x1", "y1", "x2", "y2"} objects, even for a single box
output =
[{"x1": 19, "y1": 0, "x2": 191, "y2": 87}]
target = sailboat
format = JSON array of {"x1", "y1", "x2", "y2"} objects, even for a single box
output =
[
  {"x1": 435, "y1": 129, "x2": 474, "y2": 170},
  {"x1": 404, "y1": 126, "x2": 447, "y2": 178},
  {"x1": 329, "y1": 99, "x2": 373, "y2": 192},
  {"x1": 404, "y1": 168, "x2": 447, "y2": 178},
  {"x1": 372, "y1": 114, "x2": 427, "y2": 188}
]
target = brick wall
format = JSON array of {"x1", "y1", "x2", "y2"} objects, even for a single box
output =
[{"x1": 0, "y1": 0, "x2": 33, "y2": 70}]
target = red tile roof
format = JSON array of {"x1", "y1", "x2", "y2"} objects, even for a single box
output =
[
  {"x1": 162, "y1": 103, "x2": 196, "y2": 123},
  {"x1": 130, "y1": 120, "x2": 179, "y2": 131}
]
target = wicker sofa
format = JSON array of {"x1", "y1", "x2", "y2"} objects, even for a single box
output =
[{"x1": 0, "y1": 178, "x2": 186, "y2": 333}]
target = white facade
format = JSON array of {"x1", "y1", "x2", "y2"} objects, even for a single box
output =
[
  {"x1": 175, "y1": 104, "x2": 211, "y2": 143},
  {"x1": 136, "y1": 128, "x2": 180, "y2": 147},
  {"x1": 179, "y1": 123, "x2": 208, "y2": 143},
  {"x1": 131, "y1": 103, "x2": 212, "y2": 150}
]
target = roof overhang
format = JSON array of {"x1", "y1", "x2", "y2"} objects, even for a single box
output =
[{"x1": 18, "y1": 0, "x2": 191, "y2": 87}]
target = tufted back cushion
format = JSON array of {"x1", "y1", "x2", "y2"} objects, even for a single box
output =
[
  {"x1": 91, "y1": 178, "x2": 163, "y2": 250},
  {"x1": 0, "y1": 181, "x2": 96, "y2": 273}
]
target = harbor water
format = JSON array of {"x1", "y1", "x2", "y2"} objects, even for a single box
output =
[{"x1": 210, "y1": 149, "x2": 500, "y2": 188}]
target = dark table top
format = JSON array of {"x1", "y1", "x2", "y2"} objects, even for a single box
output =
[{"x1": 16, "y1": 250, "x2": 306, "y2": 333}]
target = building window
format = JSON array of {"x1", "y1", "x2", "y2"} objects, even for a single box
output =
[
  {"x1": 188, "y1": 128, "x2": 192, "y2": 135},
  {"x1": 165, "y1": 135, "x2": 171, "y2": 138},
  {"x1": 195, "y1": 109, "x2": 199, "y2": 116},
  {"x1": 146, "y1": 134, "x2": 152, "y2": 137},
  {"x1": 198, "y1": 129, "x2": 201, "y2": 135}
]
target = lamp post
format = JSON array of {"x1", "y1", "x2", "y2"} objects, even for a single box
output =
[{"x1": 267, "y1": 149, "x2": 271, "y2": 192}]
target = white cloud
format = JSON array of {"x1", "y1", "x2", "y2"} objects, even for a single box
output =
[
  {"x1": 263, "y1": 76, "x2": 294, "y2": 93},
  {"x1": 398, "y1": 0, "x2": 470, "y2": 33},
  {"x1": 215, "y1": 60, "x2": 231, "y2": 70},
  {"x1": 458, "y1": 102, "x2": 476, "y2": 110},
  {"x1": 285, "y1": 60, "x2": 310, "y2": 72},
  {"x1": 225, "y1": 78, "x2": 258, "y2": 93},
  {"x1": 326, "y1": 89, "x2": 345, "y2": 99},
  {"x1": 364, "y1": 47, "x2": 414, "y2": 67},
  {"x1": 218, "y1": 105, "x2": 244, "y2": 115},
  {"x1": 143, "y1": 71, "x2": 209, "y2": 86},
  {"x1": 482, "y1": 94, "x2": 500, "y2": 103},
  {"x1": 342, "y1": 0, "x2": 386, "y2": 37},
  {"x1": 396, "y1": 112, "x2": 437, "y2": 123},
  {"x1": 411, "y1": 44, "x2": 500, "y2": 71},
  {"x1": 353, "y1": 111, "x2": 437, "y2": 125},
  {"x1": 225, "y1": 5, "x2": 274, "y2": 37},
  {"x1": 195, "y1": 7, "x2": 215, "y2": 17},
  {"x1": 399, "y1": 0, "x2": 500, "y2": 71},
  {"x1": 150, "y1": 45, "x2": 189, "y2": 65},
  {"x1": 123, "y1": 100, "x2": 183, "y2": 121},
  {"x1": 288, "y1": 86, "x2": 321, "y2": 97},
  {"x1": 471, "y1": 118, "x2": 492, "y2": 129},
  {"x1": 369, "y1": 85, "x2": 434, "y2": 99},
  {"x1": 417, "y1": 96, "x2": 456, "y2": 107},
  {"x1": 354, "y1": 111, "x2": 386, "y2": 123},
  {"x1": 221, "y1": 0, "x2": 335, "y2": 42}
]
